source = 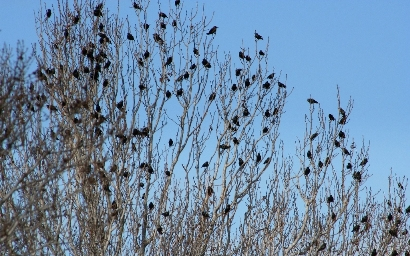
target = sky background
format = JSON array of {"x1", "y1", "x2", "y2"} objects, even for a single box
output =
[{"x1": 1, "y1": 0, "x2": 409, "y2": 195}]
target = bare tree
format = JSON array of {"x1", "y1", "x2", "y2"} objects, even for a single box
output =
[{"x1": 1, "y1": 0, "x2": 409, "y2": 255}]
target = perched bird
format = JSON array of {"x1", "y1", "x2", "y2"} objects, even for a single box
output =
[
  {"x1": 387, "y1": 213, "x2": 393, "y2": 221},
  {"x1": 206, "y1": 26, "x2": 218, "y2": 35},
  {"x1": 371, "y1": 249, "x2": 377, "y2": 256},
  {"x1": 391, "y1": 250, "x2": 398, "y2": 256},
  {"x1": 159, "y1": 12, "x2": 168, "y2": 18},
  {"x1": 72, "y1": 69, "x2": 80, "y2": 79},
  {"x1": 149, "y1": 202, "x2": 154, "y2": 210},
  {"x1": 304, "y1": 167, "x2": 310, "y2": 176},
  {"x1": 165, "y1": 170, "x2": 170, "y2": 176},
  {"x1": 207, "y1": 186, "x2": 214, "y2": 196},
  {"x1": 169, "y1": 139, "x2": 173, "y2": 147},
  {"x1": 116, "y1": 100, "x2": 123, "y2": 109},
  {"x1": 307, "y1": 98, "x2": 318, "y2": 104},
  {"x1": 162, "y1": 211, "x2": 170, "y2": 217},
  {"x1": 172, "y1": 20, "x2": 177, "y2": 27},
  {"x1": 256, "y1": 153, "x2": 262, "y2": 163},
  {"x1": 406, "y1": 205, "x2": 410, "y2": 214},
  {"x1": 310, "y1": 133, "x2": 318, "y2": 141},
  {"x1": 166, "y1": 90, "x2": 172, "y2": 99},
  {"x1": 231, "y1": 84, "x2": 238, "y2": 91},
  {"x1": 153, "y1": 33, "x2": 164, "y2": 44},
  {"x1": 235, "y1": 69, "x2": 242, "y2": 76},
  {"x1": 245, "y1": 55, "x2": 251, "y2": 62},
  {"x1": 327, "y1": 195, "x2": 334, "y2": 203},
  {"x1": 224, "y1": 204, "x2": 231, "y2": 214},
  {"x1": 262, "y1": 81, "x2": 271, "y2": 89},
  {"x1": 233, "y1": 137, "x2": 239, "y2": 145},
  {"x1": 361, "y1": 215, "x2": 368, "y2": 223},
  {"x1": 278, "y1": 82, "x2": 287, "y2": 88},
  {"x1": 202, "y1": 161, "x2": 209, "y2": 168},
  {"x1": 190, "y1": 63, "x2": 196, "y2": 70},
  {"x1": 127, "y1": 33, "x2": 134, "y2": 40},
  {"x1": 46, "y1": 9, "x2": 52, "y2": 18},
  {"x1": 318, "y1": 161, "x2": 323, "y2": 168},
  {"x1": 342, "y1": 148, "x2": 350, "y2": 155},
  {"x1": 219, "y1": 144, "x2": 231, "y2": 150},
  {"x1": 389, "y1": 229, "x2": 398, "y2": 237},
  {"x1": 139, "y1": 84, "x2": 147, "y2": 90},
  {"x1": 334, "y1": 140, "x2": 340, "y2": 147},
  {"x1": 328, "y1": 114, "x2": 335, "y2": 121},
  {"x1": 359, "y1": 158, "x2": 368, "y2": 166},
  {"x1": 259, "y1": 50, "x2": 265, "y2": 56},
  {"x1": 238, "y1": 158, "x2": 244, "y2": 166},
  {"x1": 165, "y1": 56, "x2": 173, "y2": 66},
  {"x1": 267, "y1": 73, "x2": 275, "y2": 79},
  {"x1": 232, "y1": 115, "x2": 240, "y2": 126},
  {"x1": 265, "y1": 110, "x2": 271, "y2": 117},
  {"x1": 133, "y1": 2, "x2": 142, "y2": 9},
  {"x1": 262, "y1": 127, "x2": 268, "y2": 133},
  {"x1": 239, "y1": 51, "x2": 245, "y2": 59},
  {"x1": 338, "y1": 131, "x2": 346, "y2": 139},
  {"x1": 346, "y1": 163, "x2": 352, "y2": 169},
  {"x1": 95, "y1": 104, "x2": 101, "y2": 112},
  {"x1": 176, "y1": 88, "x2": 183, "y2": 96},
  {"x1": 209, "y1": 92, "x2": 216, "y2": 101},
  {"x1": 339, "y1": 116, "x2": 347, "y2": 125},
  {"x1": 193, "y1": 47, "x2": 200, "y2": 56},
  {"x1": 143, "y1": 23, "x2": 150, "y2": 30},
  {"x1": 353, "y1": 171, "x2": 362, "y2": 182},
  {"x1": 202, "y1": 211, "x2": 210, "y2": 218},
  {"x1": 255, "y1": 32, "x2": 263, "y2": 40},
  {"x1": 175, "y1": 0, "x2": 180, "y2": 6},
  {"x1": 339, "y1": 108, "x2": 346, "y2": 117},
  {"x1": 263, "y1": 157, "x2": 271, "y2": 164},
  {"x1": 243, "y1": 107, "x2": 250, "y2": 116},
  {"x1": 157, "y1": 225, "x2": 163, "y2": 235},
  {"x1": 352, "y1": 224, "x2": 360, "y2": 233},
  {"x1": 307, "y1": 150, "x2": 312, "y2": 159},
  {"x1": 144, "y1": 50, "x2": 150, "y2": 59},
  {"x1": 245, "y1": 78, "x2": 250, "y2": 87}
]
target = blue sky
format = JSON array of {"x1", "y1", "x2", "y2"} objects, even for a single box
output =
[{"x1": 1, "y1": 0, "x2": 409, "y2": 193}]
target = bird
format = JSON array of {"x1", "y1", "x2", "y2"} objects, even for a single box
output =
[
  {"x1": 256, "y1": 153, "x2": 262, "y2": 163},
  {"x1": 245, "y1": 55, "x2": 251, "y2": 62},
  {"x1": 162, "y1": 211, "x2": 170, "y2": 217},
  {"x1": 307, "y1": 150, "x2": 312, "y2": 159},
  {"x1": 255, "y1": 32, "x2": 263, "y2": 40},
  {"x1": 189, "y1": 64, "x2": 196, "y2": 70},
  {"x1": 361, "y1": 215, "x2": 368, "y2": 223},
  {"x1": 318, "y1": 161, "x2": 323, "y2": 168},
  {"x1": 338, "y1": 131, "x2": 345, "y2": 139},
  {"x1": 176, "y1": 88, "x2": 183, "y2": 96},
  {"x1": 159, "y1": 12, "x2": 168, "y2": 18},
  {"x1": 346, "y1": 163, "x2": 352, "y2": 169},
  {"x1": 262, "y1": 127, "x2": 268, "y2": 133},
  {"x1": 235, "y1": 69, "x2": 242, "y2": 76},
  {"x1": 267, "y1": 73, "x2": 275, "y2": 79},
  {"x1": 202, "y1": 161, "x2": 209, "y2": 168},
  {"x1": 406, "y1": 205, "x2": 410, "y2": 213},
  {"x1": 371, "y1": 249, "x2": 377, "y2": 256},
  {"x1": 243, "y1": 107, "x2": 250, "y2": 116},
  {"x1": 245, "y1": 78, "x2": 250, "y2": 87},
  {"x1": 165, "y1": 170, "x2": 170, "y2": 176},
  {"x1": 132, "y1": 2, "x2": 142, "y2": 9},
  {"x1": 339, "y1": 108, "x2": 346, "y2": 116},
  {"x1": 153, "y1": 33, "x2": 164, "y2": 44},
  {"x1": 116, "y1": 100, "x2": 123, "y2": 109},
  {"x1": 95, "y1": 104, "x2": 101, "y2": 112},
  {"x1": 265, "y1": 110, "x2": 271, "y2": 117},
  {"x1": 327, "y1": 195, "x2": 334, "y2": 203},
  {"x1": 166, "y1": 90, "x2": 171, "y2": 99},
  {"x1": 104, "y1": 60, "x2": 111, "y2": 69},
  {"x1": 262, "y1": 81, "x2": 271, "y2": 89},
  {"x1": 263, "y1": 158, "x2": 271, "y2": 164},
  {"x1": 233, "y1": 137, "x2": 239, "y2": 144},
  {"x1": 193, "y1": 47, "x2": 200, "y2": 56},
  {"x1": 238, "y1": 158, "x2": 244, "y2": 166},
  {"x1": 207, "y1": 186, "x2": 214, "y2": 196},
  {"x1": 359, "y1": 158, "x2": 368, "y2": 166},
  {"x1": 352, "y1": 224, "x2": 360, "y2": 233},
  {"x1": 224, "y1": 204, "x2": 231, "y2": 214},
  {"x1": 209, "y1": 92, "x2": 216, "y2": 101},
  {"x1": 259, "y1": 50, "x2": 265, "y2": 56},
  {"x1": 144, "y1": 50, "x2": 150, "y2": 59},
  {"x1": 304, "y1": 167, "x2": 310, "y2": 176},
  {"x1": 72, "y1": 69, "x2": 79, "y2": 79},
  {"x1": 334, "y1": 140, "x2": 340, "y2": 147},
  {"x1": 139, "y1": 84, "x2": 147, "y2": 90},
  {"x1": 143, "y1": 23, "x2": 150, "y2": 30},
  {"x1": 46, "y1": 9, "x2": 52, "y2": 19},
  {"x1": 232, "y1": 115, "x2": 240, "y2": 126},
  {"x1": 307, "y1": 98, "x2": 318, "y2": 104},
  {"x1": 207, "y1": 26, "x2": 218, "y2": 35},
  {"x1": 231, "y1": 84, "x2": 238, "y2": 91},
  {"x1": 157, "y1": 225, "x2": 163, "y2": 235},
  {"x1": 111, "y1": 200, "x2": 118, "y2": 210},
  {"x1": 239, "y1": 51, "x2": 245, "y2": 59},
  {"x1": 342, "y1": 148, "x2": 350, "y2": 155},
  {"x1": 149, "y1": 202, "x2": 154, "y2": 210},
  {"x1": 202, "y1": 211, "x2": 210, "y2": 218},
  {"x1": 219, "y1": 144, "x2": 231, "y2": 150},
  {"x1": 175, "y1": 0, "x2": 180, "y2": 6},
  {"x1": 165, "y1": 56, "x2": 173, "y2": 66},
  {"x1": 310, "y1": 133, "x2": 318, "y2": 141},
  {"x1": 390, "y1": 250, "x2": 398, "y2": 256},
  {"x1": 339, "y1": 116, "x2": 347, "y2": 125},
  {"x1": 389, "y1": 229, "x2": 398, "y2": 237},
  {"x1": 387, "y1": 213, "x2": 393, "y2": 221},
  {"x1": 172, "y1": 20, "x2": 177, "y2": 27},
  {"x1": 353, "y1": 171, "x2": 362, "y2": 182},
  {"x1": 127, "y1": 33, "x2": 134, "y2": 40},
  {"x1": 169, "y1": 139, "x2": 173, "y2": 147},
  {"x1": 328, "y1": 114, "x2": 335, "y2": 121},
  {"x1": 94, "y1": 7, "x2": 103, "y2": 17}
]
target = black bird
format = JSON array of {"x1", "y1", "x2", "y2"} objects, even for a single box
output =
[
  {"x1": 265, "y1": 110, "x2": 271, "y2": 117},
  {"x1": 166, "y1": 90, "x2": 172, "y2": 99},
  {"x1": 157, "y1": 225, "x2": 163, "y2": 235},
  {"x1": 161, "y1": 22, "x2": 167, "y2": 29},
  {"x1": 153, "y1": 33, "x2": 164, "y2": 44},
  {"x1": 169, "y1": 139, "x2": 173, "y2": 147},
  {"x1": 307, "y1": 150, "x2": 312, "y2": 159},
  {"x1": 304, "y1": 167, "x2": 310, "y2": 176},
  {"x1": 144, "y1": 50, "x2": 150, "y2": 59},
  {"x1": 398, "y1": 182, "x2": 404, "y2": 189},
  {"x1": 245, "y1": 78, "x2": 250, "y2": 87},
  {"x1": 346, "y1": 163, "x2": 352, "y2": 169},
  {"x1": 259, "y1": 50, "x2": 265, "y2": 56},
  {"x1": 207, "y1": 26, "x2": 218, "y2": 35},
  {"x1": 245, "y1": 55, "x2": 251, "y2": 62},
  {"x1": 235, "y1": 69, "x2": 242, "y2": 76},
  {"x1": 353, "y1": 171, "x2": 362, "y2": 182},
  {"x1": 318, "y1": 160, "x2": 323, "y2": 168},
  {"x1": 339, "y1": 131, "x2": 345, "y2": 139},
  {"x1": 352, "y1": 224, "x2": 360, "y2": 233},
  {"x1": 143, "y1": 23, "x2": 150, "y2": 30},
  {"x1": 202, "y1": 161, "x2": 209, "y2": 168},
  {"x1": 175, "y1": 0, "x2": 180, "y2": 6},
  {"x1": 224, "y1": 204, "x2": 231, "y2": 214},
  {"x1": 267, "y1": 73, "x2": 275, "y2": 79},
  {"x1": 190, "y1": 63, "x2": 196, "y2": 69},
  {"x1": 165, "y1": 56, "x2": 173, "y2": 66},
  {"x1": 202, "y1": 58, "x2": 209, "y2": 66},
  {"x1": 307, "y1": 98, "x2": 318, "y2": 104},
  {"x1": 202, "y1": 211, "x2": 210, "y2": 218},
  {"x1": 94, "y1": 8, "x2": 103, "y2": 17},
  {"x1": 96, "y1": 104, "x2": 101, "y2": 112},
  {"x1": 239, "y1": 51, "x2": 245, "y2": 59},
  {"x1": 127, "y1": 33, "x2": 134, "y2": 40},
  {"x1": 72, "y1": 69, "x2": 79, "y2": 79},
  {"x1": 243, "y1": 107, "x2": 250, "y2": 116},
  {"x1": 176, "y1": 88, "x2": 183, "y2": 96},
  {"x1": 183, "y1": 72, "x2": 189, "y2": 79},
  {"x1": 310, "y1": 132, "x2": 318, "y2": 141},
  {"x1": 73, "y1": 15, "x2": 80, "y2": 24},
  {"x1": 165, "y1": 170, "x2": 170, "y2": 176},
  {"x1": 46, "y1": 9, "x2": 52, "y2": 18},
  {"x1": 104, "y1": 60, "x2": 111, "y2": 69},
  {"x1": 262, "y1": 127, "x2": 268, "y2": 133},
  {"x1": 233, "y1": 137, "x2": 239, "y2": 145},
  {"x1": 159, "y1": 12, "x2": 168, "y2": 18},
  {"x1": 255, "y1": 32, "x2": 263, "y2": 40},
  {"x1": 329, "y1": 114, "x2": 335, "y2": 121},
  {"x1": 149, "y1": 202, "x2": 154, "y2": 210},
  {"x1": 193, "y1": 47, "x2": 200, "y2": 56},
  {"x1": 389, "y1": 229, "x2": 398, "y2": 237},
  {"x1": 209, "y1": 92, "x2": 216, "y2": 101},
  {"x1": 263, "y1": 81, "x2": 271, "y2": 89},
  {"x1": 387, "y1": 213, "x2": 393, "y2": 221},
  {"x1": 256, "y1": 153, "x2": 262, "y2": 163},
  {"x1": 83, "y1": 66, "x2": 90, "y2": 73},
  {"x1": 231, "y1": 84, "x2": 238, "y2": 91},
  {"x1": 339, "y1": 107, "x2": 346, "y2": 116},
  {"x1": 278, "y1": 82, "x2": 286, "y2": 88},
  {"x1": 405, "y1": 205, "x2": 410, "y2": 213},
  {"x1": 359, "y1": 158, "x2": 368, "y2": 166},
  {"x1": 361, "y1": 215, "x2": 368, "y2": 223},
  {"x1": 391, "y1": 250, "x2": 398, "y2": 256},
  {"x1": 317, "y1": 243, "x2": 326, "y2": 252},
  {"x1": 263, "y1": 157, "x2": 271, "y2": 164},
  {"x1": 116, "y1": 100, "x2": 123, "y2": 109},
  {"x1": 111, "y1": 200, "x2": 118, "y2": 210},
  {"x1": 232, "y1": 115, "x2": 240, "y2": 126},
  {"x1": 162, "y1": 211, "x2": 170, "y2": 217},
  {"x1": 172, "y1": 20, "x2": 177, "y2": 27},
  {"x1": 327, "y1": 195, "x2": 334, "y2": 203},
  {"x1": 133, "y1": 2, "x2": 142, "y2": 9},
  {"x1": 371, "y1": 249, "x2": 377, "y2": 256},
  {"x1": 238, "y1": 158, "x2": 244, "y2": 166},
  {"x1": 219, "y1": 144, "x2": 231, "y2": 150},
  {"x1": 342, "y1": 148, "x2": 350, "y2": 155},
  {"x1": 64, "y1": 29, "x2": 69, "y2": 39},
  {"x1": 339, "y1": 116, "x2": 347, "y2": 125},
  {"x1": 334, "y1": 140, "x2": 340, "y2": 148},
  {"x1": 207, "y1": 186, "x2": 214, "y2": 196}
]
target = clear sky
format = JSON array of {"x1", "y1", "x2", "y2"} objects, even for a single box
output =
[{"x1": 1, "y1": 0, "x2": 409, "y2": 193}]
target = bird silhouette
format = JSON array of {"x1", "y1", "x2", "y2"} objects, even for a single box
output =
[
  {"x1": 361, "y1": 215, "x2": 368, "y2": 223},
  {"x1": 342, "y1": 148, "x2": 350, "y2": 155},
  {"x1": 233, "y1": 137, "x2": 239, "y2": 144},
  {"x1": 338, "y1": 131, "x2": 345, "y2": 139},
  {"x1": 259, "y1": 50, "x2": 265, "y2": 56},
  {"x1": 202, "y1": 161, "x2": 209, "y2": 168},
  {"x1": 353, "y1": 171, "x2": 362, "y2": 182},
  {"x1": 239, "y1": 51, "x2": 245, "y2": 59},
  {"x1": 176, "y1": 88, "x2": 183, "y2": 96},
  {"x1": 267, "y1": 73, "x2": 275, "y2": 79},
  {"x1": 339, "y1": 108, "x2": 346, "y2": 117},
  {"x1": 352, "y1": 224, "x2": 360, "y2": 233},
  {"x1": 133, "y1": 2, "x2": 142, "y2": 9},
  {"x1": 165, "y1": 170, "x2": 170, "y2": 176},
  {"x1": 162, "y1": 211, "x2": 170, "y2": 217},
  {"x1": 149, "y1": 202, "x2": 154, "y2": 210},
  {"x1": 46, "y1": 9, "x2": 51, "y2": 18},
  {"x1": 231, "y1": 84, "x2": 238, "y2": 91},
  {"x1": 310, "y1": 133, "x2": 318, "y2": 141},
  {"x1": 304, "y1": 167, "x2": 310, "y2": 176},
  {"x1": 202, "y1": 211, "x2": 210, "y2": 218},
  {"x1": 307, "y1": 150, "x2": 312, "y2": 159},
  {"x1": 219, "y1": 144, "x2": 231, "y2": 150},
  {"x1": 263, "y1": 158, "x2": 271, "y2": 164},
  {"x1": 153, "y1": 33, "x2": 164, "y2": 44},
  {"x1": 245, "y1": 55, "x2": 251, "y2": 62},
  {"x1": 238, "y1": 158, "x2": 244, "y2": 166},
  {"x1": 224, "y1": 204, "x2": 231, "y2": 214},
  {"x1": 307, "y1": 98, "x2": 318, "y2": 104},
  {"x1": 143, "y1": 23, "x2": 150, "y2": 30},
  {"x1": 243, "y1": 107, "x2": 250, "y2": 116},
  {"x1": 346, "y1": 163, "x2": 352, "y2": 169},
  {"x1": 359, "y1": 158, "x2": 368, "y2": 166},
  {"x1": 209, "y1": 92, "x2": 216, "y2": 101},
  {"x1": 327, "y1": 195, "x2": 334, "y2": 203},
  {"x1": 235, "y1": 69, "x2": 242, "y2": 76},
  {"x1": 262, "y1": 127, "x2": 268, "y2": 133},
  {"x1": 256, "y1": 153, "x2": 262, "y2": 163},
  {"x1": 193, "y1": 48, "x2": 200, "y2": 56},
  {"x1": 265, "y1": 110, "x2": 271, "y2": 117},
  {"x1": 169, "y1": 139, "x2": 173, "y2": 146},
  {"x1": 127, "y1": 33, "x2": 134, "y2": 40},
  {"x1": 189, "y1": 63, "x2": 196, "y2": 70},
  {"x1": 166, "y1": 90, "x2": 172, "y2": 99},
  {"x1": 116, "y1": 100, "x2": 123, "y2": 109},
  {"x1": 263, "y1": 81, "x2": 271, "y2": 89},
  {"x1": 255, "y1": 32, "x2": 263, "y2": 40},
  {"x1": 329, "y1": 114, "x2": 335, "y2": 121},
  {"x1": 371, "y1": 249, "x2": 377, "y2": 256},
  {"x1": 245, "y1": 78, "x2": 250, "y2": 87},
  {"x1": 165, "y1": 56, "x2": 173, "y2": 66},
  {"x1": 159, "y1": 12, "x2": 168, "y2": 18},
  {"x1": 278, "y1": 82, "x2": 286, "y2": 88},
  {"x1": 157, "y1": 225, "x2": 163, "y2": 235},
  {"x1": 207, "y1": 186, "x2": 214, "y2": 196},
  {"x1": 207, "y1": 26, "x2": 218, "y2": 35},
  {"x1": 334, "y1": 140, "x2": 340, "y2": 148},
  {"x1": 318, "y1": 160, "x2": 323, "y2": 168},
  {"x1": 172, "y1": 20, "x2": 177, "y2": 27}
]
